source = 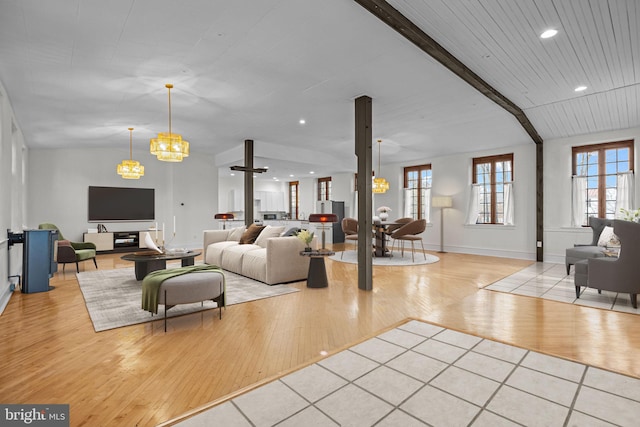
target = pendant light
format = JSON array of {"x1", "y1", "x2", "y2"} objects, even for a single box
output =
[
  {"x1": 150, "y1": 83, "x2": 190, "y2": 162},
  {"x1": 372, "y1": 139, "x2": 389, "y2": 193},
  {"x1": 117, "y1": 127, "x2": 145, "y2": 179}
]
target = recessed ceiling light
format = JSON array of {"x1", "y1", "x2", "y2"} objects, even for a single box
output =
[
  {"x1": 230, "y1": 173, "x2": 235, "y2": 176},
  {"x1": 289, "y1": 174, "x2": 294, "y2": 177},
  {"x1": 310, "y1": 171, "x2": 315, "y2": 174},
  {"x1": 575, "y1": 85, "x2": 587, "y2": 92},
  {"x1": 299, "y1": 119, "x2": 306, "y2": 125},
  {"x1": 540, "y1": 29, "x2": 558, "y2": 39}
]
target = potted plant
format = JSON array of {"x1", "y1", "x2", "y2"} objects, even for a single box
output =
[
  {"x1": 620, "y1": 207, "x2": 640, "y2": 222},
  {"x1": 296, "y1": 229, "x2": 314, "y2": 251},
  {"x1": 376, "y1": 206, "x2": 392, "y2": 221}
]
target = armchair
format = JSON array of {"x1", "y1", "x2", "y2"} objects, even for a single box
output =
[
  {"x1": 565, "y1": 217, "x2": 614, "y2": 274},
  {"x1": 584, "y1": 220, "x2": 640, "y2": 308},
  {"x1": 38, "y1": 223, "x2": 98, "y2": 273}
]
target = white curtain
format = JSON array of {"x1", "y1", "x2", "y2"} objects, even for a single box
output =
[
  {"x1": 403, "y1": 188, "x2": 413, "y2": 218},
  {"x1": 352, "y1": 190, "x2": 358, "y2": 218},
  {"x1": 465, "y1": 184, "x2": 480, "y2": 225},
  {"x1": 571, "y1": 175, "x2": 587, "y2": 227},
  {"x1": 615, "y1": 172, "x2": 634, "y2": 218},
  {"x1": 423, "y1": 187, "x2": 431, "y2": 222},
  {"x1": 503, "y1": 182, "x2": 514, "y2": 225}
]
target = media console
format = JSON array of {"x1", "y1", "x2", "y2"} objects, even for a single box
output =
[{"x1": 83, "y1": 230, "x2": 162, "y2": 253}]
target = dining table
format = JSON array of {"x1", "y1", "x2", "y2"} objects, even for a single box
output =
[{"x1": 373, "y1": 220, "x2": 400, "y2": 257}]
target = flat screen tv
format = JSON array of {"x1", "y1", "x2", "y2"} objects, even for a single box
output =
[{"x1": 88, "y1": 186, "x2": 155, "y2": 222}]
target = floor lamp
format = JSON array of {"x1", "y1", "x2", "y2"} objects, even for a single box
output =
[{"x1": 432, "y1": 196, "x2": 452, "y2": 253}]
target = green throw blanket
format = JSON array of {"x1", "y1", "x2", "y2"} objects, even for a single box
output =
[{"x1": 141, "y1": 265, "x2": 225, "y2": 314}]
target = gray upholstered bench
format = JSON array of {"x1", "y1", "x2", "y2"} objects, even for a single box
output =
[{"x1": 157, "y1": 271, "x2": 225, "y2": 331}]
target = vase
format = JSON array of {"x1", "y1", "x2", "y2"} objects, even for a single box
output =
[
  {"x1": 304, "y1": 246, "x2": 312, "y2": 252},
  {"x1": 379, "y1": 212, "x2": 389, "y2": 221}
]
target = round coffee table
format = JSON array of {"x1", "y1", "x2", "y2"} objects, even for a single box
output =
[{"x1": 121, "y1": 250, "x2": 202, "y2": 280}]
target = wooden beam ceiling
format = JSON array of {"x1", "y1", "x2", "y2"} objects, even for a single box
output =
[{"x1": 354, "y1": 0, "x2": 543, "y2": 145}]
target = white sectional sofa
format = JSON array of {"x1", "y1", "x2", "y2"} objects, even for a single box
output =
[{"x1": 203, "y1": 225, "x2": 312, "y2": 285}]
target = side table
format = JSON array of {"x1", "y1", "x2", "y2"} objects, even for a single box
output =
[{"x1": 300, "y1": 250, "x2": 335, "y2": 288}]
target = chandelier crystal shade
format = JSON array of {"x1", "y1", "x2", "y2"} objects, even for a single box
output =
[
  {"x1": 372, "y1": 139, "x2": 389, "y2": 193},
  {"x1": 117, "y1": 127, "x2": 145, "y2": 179},
  {"x1": 150, "y1": 83, "x2": 190, "y2": 162}
]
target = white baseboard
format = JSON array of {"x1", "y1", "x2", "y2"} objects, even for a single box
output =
[
  {"x1": 0, "y1": 284, "x2": 13, "y2": 315},
  {"x1": 428, "y1": 243, "x2": 537, "y2": 261}
]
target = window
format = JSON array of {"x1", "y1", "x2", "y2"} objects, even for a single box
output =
[
  {"x1": 317, "y1": 177, "x2": 331, "y2": 201},
  {"x1": 289, "y1": 181, "x2": 299, "y2": 220},
  {"x1": 573, "y1": 140, "x2": 634, "y2": 221},
  {"x1": 403, "y1": 164, "x2": 432, "y2": 220},
  {"x1": 472, "y1": 153, "x2": 513, "y2": 224}
]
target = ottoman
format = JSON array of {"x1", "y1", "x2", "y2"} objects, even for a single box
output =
[{"x1": 158, "y1": 271, "x2": 225, "y2": 332}]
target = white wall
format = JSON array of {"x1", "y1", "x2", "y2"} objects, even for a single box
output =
[
  {"x1": 543, "y1": 126, "x2": 640, "y2": 263},
  {"x1": 378, "y1": 143, "x2": 537, "y2": 259},
  {"x1": 0, "y1": 81, "x2": 28, "y2": 313},
  {"x1": 28, "y1": 147, "x2": 218, "y2": 250}
]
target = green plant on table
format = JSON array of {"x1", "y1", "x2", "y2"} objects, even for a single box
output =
[
  {"x1": 296, "y1": 229, "x2": 314, "y2": 247},
  {"x1": 620, "y1": 207, "x2": 640, "y2": 222}
]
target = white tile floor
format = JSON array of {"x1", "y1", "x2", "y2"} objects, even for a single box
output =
[
  {"x1": 175, "y1": 320, "x2": 640, "y2": 426},
  {"x1": 485, "y1": 262, "x2": 640, "y2": 314}
]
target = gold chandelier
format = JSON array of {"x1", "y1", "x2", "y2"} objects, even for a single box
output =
[
  {"x1": 117, "y1": 127, "x2": 145, "y2": 179},
  {"x1": 150, "y1": 83, "x2": 190, "y2": 162},
  {"x1": 372, "y1": 139, "x2": 389, "y2": 193}
]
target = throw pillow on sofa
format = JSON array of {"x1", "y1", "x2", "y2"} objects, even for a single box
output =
[
  {"x1": 228, "y1": 226, "x2": 246, "y2": 242},
  {"x1": 597, "y1": 226, "x2": 620, "y2": 247},
  {"x1": 239, "y1": 224, "x2": 266, "y2": 244},
  {"x1": 255, "y1": 225, "x2": 285, "y2": 248}
]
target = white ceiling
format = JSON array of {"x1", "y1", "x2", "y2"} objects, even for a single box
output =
[{"x1": 0, "y1": 0, "x2": 638, "y2": 181}]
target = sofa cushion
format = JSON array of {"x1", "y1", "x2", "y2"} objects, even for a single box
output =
[
  {"x1": 221, "y1": 244, "x2": 261, "y2": 273},
  {"x1": 239, "y1": 224, "x2": 266, "y2": 244},
  {"x1": 241, "y1": 248, "x2": 267, "y2": 283},
  {"x1": 228, "y1": 226, "x2": 246, "y2": 242},
  {"x1": 255, "y1": 225, "x2": 285, "y2": 248},
  {"x1": 205, "y1": 241, "x2": 239, "y2": 266}
]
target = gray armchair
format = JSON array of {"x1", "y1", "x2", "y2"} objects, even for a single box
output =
[
  {"x1": 565, "y1": 217, "x2": 614, "y2": 274},
  {"x1": 583, "y1": 220, "x2": 640, "y2": 308}
]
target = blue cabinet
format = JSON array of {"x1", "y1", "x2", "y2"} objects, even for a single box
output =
[{"x1": 22, "y1": 229, "x2": 58, "y2": 293}]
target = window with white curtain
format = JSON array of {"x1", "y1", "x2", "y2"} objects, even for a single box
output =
[
  {"x1": 469, "y1": 153, "x2": 514, "y2": 225},
  {"x1": 403, "y1": 164, "x2": 431, "y2": 221},
  {"x1": 572, "y1": 140, "x2": 634, "y2": 224}
]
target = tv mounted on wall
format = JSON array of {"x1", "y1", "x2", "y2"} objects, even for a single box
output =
[{"x1": 88, "y1": 186, "x2": 155, "y2": 222}]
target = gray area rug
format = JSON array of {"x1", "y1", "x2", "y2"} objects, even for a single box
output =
[
  {"x1": 329, "y1": 250, "x2": 439, "y2": 266},
  {"x1": 77, "y1": 267, "x2": 300, "y2": 332}
]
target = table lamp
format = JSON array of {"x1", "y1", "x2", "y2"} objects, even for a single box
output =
[
  {"x1": 308, "y1": 213, "x2": 338, "y2": 251},
  {"x1": 214, "y1": 213, "x2": 234, "y2": 229},
  {"x1": 431, "y1": 196, "x2": 452, "y2": 253}
]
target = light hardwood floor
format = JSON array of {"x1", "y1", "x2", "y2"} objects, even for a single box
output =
[{"x1": 1, "y1": 248, "x2": 639, "y2": 426}]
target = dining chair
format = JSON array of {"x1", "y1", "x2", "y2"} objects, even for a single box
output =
[
  {"x1": 341, "y1": 218, "x2": 358, "y2": 259},
  {"x1": 390, "y1": 219, "x2": 427, "y2": 262},
  {"x1": 385, "y1": 217, "x2": 413, "y2": 249}
]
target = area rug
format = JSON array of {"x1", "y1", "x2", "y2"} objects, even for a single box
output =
[
  {"x1": 329, "y1": 250, "x2": 439, "y2": 266},
  {"x1": 77, "y1": 267, "x2": 300, "y2": 332}
]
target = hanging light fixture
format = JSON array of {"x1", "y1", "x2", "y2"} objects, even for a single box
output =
[
  {"x1": 117, "y1": 127, "x2": 145, "y2": 179},
  {"x1": 372, "y1": 139, "x2": 389, "y2": 194},
  {"x1": 150, "y1": 83, "x2": 190, "y2": 162}
]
